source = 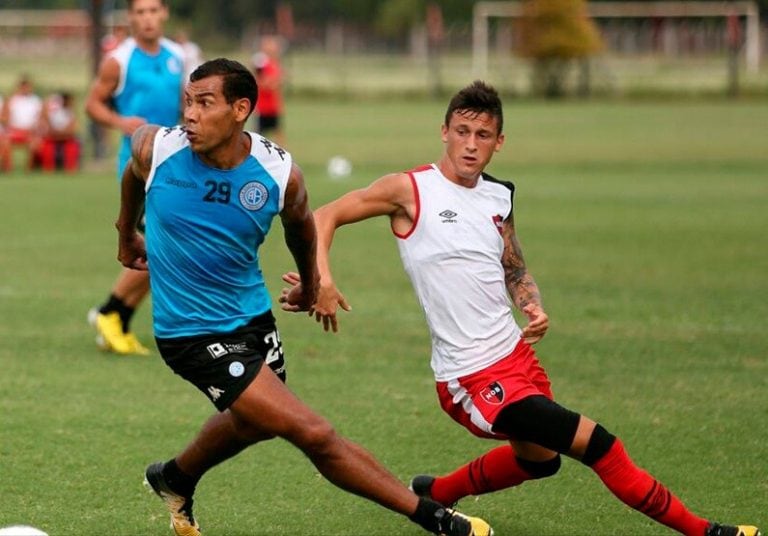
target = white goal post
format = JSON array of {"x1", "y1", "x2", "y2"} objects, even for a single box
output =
[{"x1": 472, "y1": 1, "x2": 761, "y2": 78}]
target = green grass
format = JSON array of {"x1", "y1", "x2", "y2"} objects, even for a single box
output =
[
  {"x1": 0, "y1": 99, "x2": 767, "y2": 535},
  {"x1": 3, "y1": 51, "x2": 768, "y2": 99}
]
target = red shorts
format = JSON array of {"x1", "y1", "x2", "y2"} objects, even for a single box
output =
[
  {"x1": 436, "y1": 340, "x2": 553, "y2": 439},
  {"x1": 8, "y1": 128, "x2": 32, "y2": 145}
]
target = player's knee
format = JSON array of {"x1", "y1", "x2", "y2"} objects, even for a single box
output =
[
  {"x1": 292, "y1": 418, "x2": 338, "y2": 456},
  {"x1": 517, "y1": 454, "x2": 562, "y2": 479},
  {"x1": 580, "y1": 423, "x2": 617, "y2": 466},
  {"x1": 492, "y1": 395, "x2": 581, "y2": 454}
]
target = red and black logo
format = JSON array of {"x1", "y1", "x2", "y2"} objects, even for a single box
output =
[
  {"x1": 492, "y1": 214, "x2": 503, "y2": 235},
  {"x1": 479, "y1": 382, "x2": 505, "y2": 405}
]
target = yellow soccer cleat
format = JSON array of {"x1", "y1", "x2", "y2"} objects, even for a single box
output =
[
  {"x1": 91, "y1": 310, "x2": 133, "y2": 354},
  {"x1": 124, "y1": 332, "x2": 151, "y2": 356},
  {"x1": 438, "y1": 508, "x2": 494, "y2": 536},
  {"x1": 88, "y1": 308, "x2": 150, "y2": 356},
  {"x1": 144, "y1": 462, "x2": 201, "y2": 536}
]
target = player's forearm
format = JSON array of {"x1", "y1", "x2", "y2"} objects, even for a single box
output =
[
  {"x1": 85, "y1": 98, "x2": 123, "y2": 130},
  {"x1": 284, "y1": 216, "x2": 320, "y2": 294},
  {"x1": 115, "y1": 169, "x2": 145, "y2": 234},
  {"x1": 507, "y1": 271, "x2": 543, "y2": 312},
  {"x1": 313, "y1": 206, "x2": 339, "y2": 285}
]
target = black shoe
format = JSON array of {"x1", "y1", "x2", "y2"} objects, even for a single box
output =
[
  {"x1": 706, "y1": 523, "x2": 762, "y2": 536},
  {"x1": 144, "y1": 462, "x2": 201, "y2": 536}
]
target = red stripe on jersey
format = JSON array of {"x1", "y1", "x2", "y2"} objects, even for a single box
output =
[{"x1": 393, "y1": 171, "x2": 421, "y2": 239}]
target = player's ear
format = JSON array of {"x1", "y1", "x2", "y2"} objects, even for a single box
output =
[
  {"x1": 233, "y1": 98, "x2": 251, "y2": 123},
  {"x1": 495, "y1": 132, "x2": 505, "y2": 152}
]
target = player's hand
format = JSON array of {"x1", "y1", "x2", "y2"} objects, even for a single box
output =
[
  {"x1": 278, "y1": 272, "x2": 351, "y2": 332},
  {"x1": 313, "y1": 282, "x2": 351, "y2": 333},
  {"x1": 278, "y1": 272, "x2": 316, "y2": 313},
  {"x1": 117, "y1": 232, "x2": 148, "y2": 271},
  {"x1": 521, "y1": 303, "x2": 548, "y2": 344},
  {"x1": 119, "y1": 116, "x2": 147, "y2": 136}
]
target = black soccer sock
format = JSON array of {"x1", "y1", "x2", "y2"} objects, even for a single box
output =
[
  {"x1": 162, "y1": 458, "x2": 199, "y2": 497},
  {"x1": 409, "y1": 497, "x2": 448, "y2": 534},
  {"x1": 98, "y1": 294, "x2": 135, "y2": 333}
]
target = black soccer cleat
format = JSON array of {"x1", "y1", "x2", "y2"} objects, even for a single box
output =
[
  {"x1": 144, "y1": 462, "x2": 201, "y2": 536},
  {"x1": 706, "y1": 522, "x2": 762, "y2": 536}
]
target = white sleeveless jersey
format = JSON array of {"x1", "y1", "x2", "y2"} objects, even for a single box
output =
[{"x1": 395, "y1": 164, "x2": 522, "y2": 381}]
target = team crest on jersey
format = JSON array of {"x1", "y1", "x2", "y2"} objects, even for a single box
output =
[
  {"x1": 239, "y1": 181, "x2": 269, "y2": 211},
  {"x1": 492, "y1": 214, "x2": 503, "y2": 235},
  {"x1": 479, "y1": 382, "x2": 505, "y2": 405},
  {"x1": 167, "y1": 56, "x2": 182, "y2": 75}
]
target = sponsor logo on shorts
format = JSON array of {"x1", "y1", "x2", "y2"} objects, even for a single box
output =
[
  {"x1": 480, "y1": 382, "x2": 505, "y2": 405},
  {"x1": 229, "y1": 361, "x2": 245, "y2": 377},
  {"x1": 207, "y1": 343, "x2": 228, "y2": 359},
  {"x1": 207, "y1": 386, "x2": 225, "y2": 401},
  {"x1": 207, "y1": 342, "x2": 249, "y2": 359},
  {"x1": 239, "y1": 181, "x2": 269, "y2": 211}
]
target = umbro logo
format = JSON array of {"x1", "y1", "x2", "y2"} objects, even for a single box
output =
[
  {"x1": 207, "y1": 386, "x2": 225, "y2": 401},
  {"x1": 439, "y1": 209, "x2": 458, "y2": 222}
]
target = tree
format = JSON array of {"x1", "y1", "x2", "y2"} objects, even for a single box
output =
[{"x1": 517, "y1": 0, "x2": 603, "y2": 98}]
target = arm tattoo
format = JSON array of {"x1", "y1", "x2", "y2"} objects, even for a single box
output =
[
  {"x1": 501, "y1": 216, "x2": 542, "y2": 310},
  {"x1": 129, "y1": 125, "x2": 158, "y2": 179}
]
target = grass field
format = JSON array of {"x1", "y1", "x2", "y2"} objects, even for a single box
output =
[{"x1": 0, "y1": 99, "x2": 766, "y2": 535}]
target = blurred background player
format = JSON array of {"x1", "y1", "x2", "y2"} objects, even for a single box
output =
[
  {"x1": 39, "y1": 91, "x2": 81, "y2": 173},
  {"x1": 85, "y1": 0, "x2": 184, "y2": 356},
  {"x1": 251, "y1": 35, "x2": 285, "y2": 147},
  {"x1": 0, "y1": 75, "x2": 43, "y2": 171},
  {"x1": 174, "y1": 29, "x2": 204, "y2": 83},
  {"x1": 0, "y1": 95, "x2": 8, "y2": 172}
]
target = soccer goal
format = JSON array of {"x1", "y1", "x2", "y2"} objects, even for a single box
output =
[{"x1": 472, "y1": 1, "x2": 762, "y2": 79}]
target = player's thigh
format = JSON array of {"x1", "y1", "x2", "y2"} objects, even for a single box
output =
[{"x1": 230, "y1": 365, "x2": 333, "y2": 447}]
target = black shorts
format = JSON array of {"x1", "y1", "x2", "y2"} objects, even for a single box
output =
[
  {"x1": 258, "y1": 114, "x2": 280, "y2": 133},
  {"x1": 155, "y1": 311, "x2": 286, "y2": 411}
]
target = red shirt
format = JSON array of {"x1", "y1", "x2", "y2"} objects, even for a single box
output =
[{"x1": 256, "y1": 59, "x2": 283, "y2": 117}]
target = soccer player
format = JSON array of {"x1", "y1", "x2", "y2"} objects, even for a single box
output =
[
  {"x1": 0, "y1": 75, "x2": 43, "y2": 171},
  {"x1": 251, "y1": 35, "x2": 285, "y2": 147},
  {"x1": 85, "y1": 0, "x2": 184, "y2": 356},
  {"x1": 114, "y1": 58, "x2": 492, "y2": 536},
  {"x1": 280, "y1": 81, "x2": 762, "y2": 536}
]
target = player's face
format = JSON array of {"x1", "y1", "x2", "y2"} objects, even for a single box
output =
[
  {"x1": 441, "y1": 111, "x2": 504, "y2": 182},
  {"x1": 128, "y1": 0, "x2": 168, "y2": 42},
  {"x1": 183, "y1": 76, "x2": 250, "y2": 157}
]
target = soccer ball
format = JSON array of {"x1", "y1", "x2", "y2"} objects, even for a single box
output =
[
  {"x1": 0, "y1": 527, "x2": 49, "y2": 536},
  {"x1": 326, "y1": 156, "x2": 352, "y2": 180}
]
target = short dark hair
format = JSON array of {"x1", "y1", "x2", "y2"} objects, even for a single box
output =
[
  {"x1": 444, "y1": 80, "x2": 503, "y2": 134},
  {"x1": 190, "y1": 58, "x2": 258, "y2": 117}
]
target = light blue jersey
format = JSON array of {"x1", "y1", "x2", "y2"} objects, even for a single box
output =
[
  {"x1": 145, "y1": 126, "x2": 292, "y2": 338},
  {"x1": 110, "y1": 37, "x2": 184, "y2": 178}
]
